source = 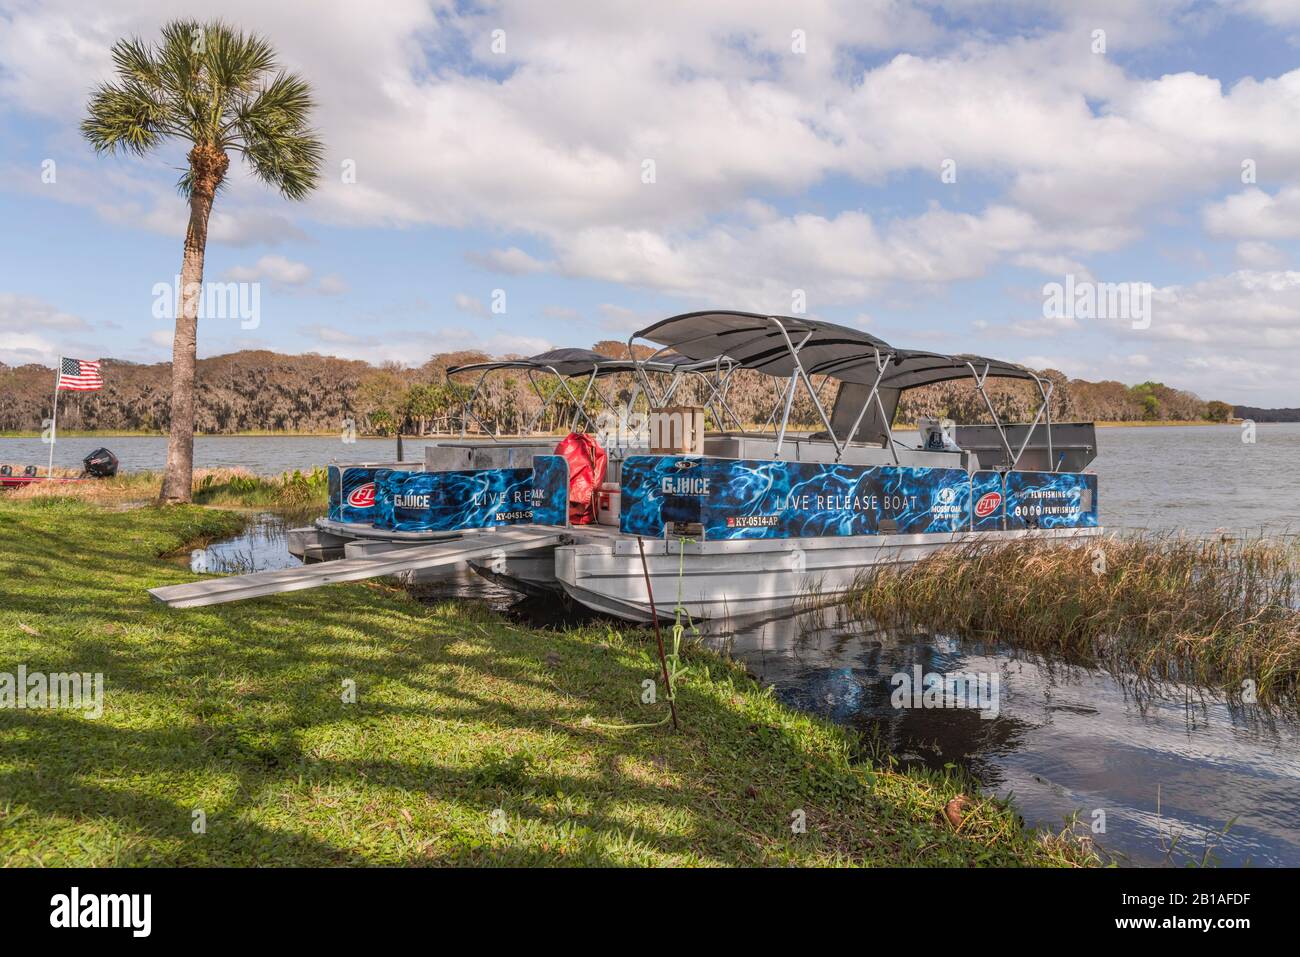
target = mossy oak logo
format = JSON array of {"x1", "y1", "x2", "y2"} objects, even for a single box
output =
[
  {"x1": 974, "y1": 490, "x2": 1002, "y2": 518},
  {"x1": 346, "y1": 482, "x2": 376, "y2": 508},
  {"x1": 932, "y1": 485, "x2": 963, "y2": 519}
]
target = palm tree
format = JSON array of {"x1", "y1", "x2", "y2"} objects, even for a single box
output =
[{"x1": 82, "y1": 20, "x2": 323, "y2": 503}]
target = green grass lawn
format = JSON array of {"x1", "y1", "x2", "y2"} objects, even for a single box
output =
[{"x1": 0, "y1": 496, "x2": 1095, "y2": 866}]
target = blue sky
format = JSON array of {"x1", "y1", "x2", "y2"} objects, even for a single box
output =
[{"x1": 2, "y1": 0, "x2": 1300, "y2": 404}]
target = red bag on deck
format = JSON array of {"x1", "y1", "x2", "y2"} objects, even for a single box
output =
[{"x1": 554, "y1": 432, "x2": 608, "y2": 525}]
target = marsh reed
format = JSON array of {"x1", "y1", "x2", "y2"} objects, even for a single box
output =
[{"x1": 844, "y1": 532, "x2": 1300, "y2": 707}]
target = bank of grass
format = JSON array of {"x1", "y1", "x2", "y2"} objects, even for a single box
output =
[
  {"x1": 0, "y1": 497, "x2": 1094, "y2": 866},
  {"x1": 846, "y1": 533, "x2": 1300, "y2": 708},
  {"x1": 5, "y1": 466, "x2": 327, "y2": 510}
]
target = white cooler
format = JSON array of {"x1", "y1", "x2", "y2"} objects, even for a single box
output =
[{"x1": 595, "y1": 482, "x2": 621, "y2": 526}]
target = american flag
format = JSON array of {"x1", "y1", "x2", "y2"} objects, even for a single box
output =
[{"x1": 57, "y1": 357, "x2": 104, "y2": 391}]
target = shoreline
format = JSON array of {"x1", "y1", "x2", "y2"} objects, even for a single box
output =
[{"x1": 0, "y1": 419, "x2": 1271, "y2": 441}]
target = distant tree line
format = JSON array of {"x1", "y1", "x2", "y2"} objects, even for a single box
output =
[
  {"x1": 1233, "y1": 405, "x2": 1300, "y2": 423},
  {"x1": 0, "y1": 345, "x2": 1239, "y2": 436}
]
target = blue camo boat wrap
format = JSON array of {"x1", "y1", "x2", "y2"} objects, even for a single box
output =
[
  {"x1": 328, "y1": 465, "x2": 382, "y2": 524},
  {"x1": 530, "y1": 455, "x2": 569, "y2": 526},
  {"x1": 372, "y1": 467, "x2": 535, "y2": 531},
  {"x1": 876, "y1": 466, "x2": 972, "y2": 533},
  {"x1": 1003, "y1": 470, "x2": 1098, "y2": 530},
  {"x1": 621, "y1": 456, "x2": 981, "y2": 539}
]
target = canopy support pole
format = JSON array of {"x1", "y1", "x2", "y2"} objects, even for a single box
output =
[
  {"x1": 835, "y1": 351, "x2": 893, "y2": 462},
  {"x1": 967, "y1": 361, "x2": 1017, "y2": 468},
  {"x1": 770, "y1": 319, "x2": 843, "y2": 458}
]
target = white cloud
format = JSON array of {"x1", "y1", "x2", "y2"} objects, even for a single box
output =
[
  {"x1": 225, "y1": 255, "x2": 313, "y2": 285},
  {"x1": 553, "y1": 205, "x2": 1047, "y2": 308},
  {"x1": 0, "y1": 294, "x2": 95, "y2": 366},
  {"x1": 1235, "y1": 240, "x2": 1288, "y2": 269},
  {"x1": 13, "y1": 2, "x2": 1297, "y2": 253},
  {"x1": 317, "y1": 274, "x2": 349, "y2": 295},
  {"x1": 453, "y1": 293, "x2": 488, "y2": 317},
  {"x1": 1144, "y1": 270, "x2": 1300, "y2": 347},
  {"x1": 1012, "y1": 253, "x2": 1095, "y2": 284},
  {"x1": 298, "y1": 322, "x2": 549, "y2": 365},
  {"x1": 298, "y1": 323, "x2": 359, "y2": 345},
  {"x1": 0, "y1": 293, "x2": 87, "y2": 331},
  {"x1": 596, "y1": 303, "x2": 652, "y2": 333},
  {"x1": 1205, "y1": 187, "x2": 1300, "y2": 240},
  {"x1": 1233, "y1": 0, "x2": 1300, "y2": 26},
  {"x1": 5, "y1": 1, "x2": 1300, "y2": 402},
  {"x1": 466, "y1": 247, "x2": 547, "y2": 275}
]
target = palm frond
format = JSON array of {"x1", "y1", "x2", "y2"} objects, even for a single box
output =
[
  {"x1": 80, "y1": 79, "x2": 168, "y2": 156},
  {"x1": 228, "y1": 71, "x2": 324, "y2": 199},
  {"x1": 109, "y1": 36, "x2": 161, "y2": 86},
  {"x1": 83, "y1": 18, "x2": 323, "y2": 200}
]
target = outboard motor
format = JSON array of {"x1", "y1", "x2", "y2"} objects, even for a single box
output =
[{"x1": 82, "y1": 448, "x2": 119, "y2": 478}]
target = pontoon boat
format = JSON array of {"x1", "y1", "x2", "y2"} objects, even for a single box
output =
[{"x1": 151, "y1": 313, "x2": 1099, "y2": 621}]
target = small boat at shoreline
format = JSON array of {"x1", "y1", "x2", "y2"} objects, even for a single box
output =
[{"x1": 152, "y1": 313, "x2": 1100, "y2": 618}]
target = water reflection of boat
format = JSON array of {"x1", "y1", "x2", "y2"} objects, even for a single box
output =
[{"x1": 714, "y1": 604, "x2": 1300, "y2": 867}]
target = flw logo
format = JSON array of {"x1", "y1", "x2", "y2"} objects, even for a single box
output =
[
  {"x1": 974, "y1": 491, "x2": 1002, "y2": 518},
  {"x1": 347, "y1": 483, "x2": 377, "y2": 508}
]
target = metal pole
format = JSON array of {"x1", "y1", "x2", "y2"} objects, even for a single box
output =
[
  {"x1": 837, "y1": 351, "x2": 892, "y2": 459},
  {"x1": 967, "y1": 362, "x2": 1016, "y2": 466},
  {"x1": 770, "y1": 319, "x2": 842, "y2": 457},
  {"x1": 775, "y1": 370, "x2": 799, "y2": 457},
  {"x1": 47, "y1": 358, "x2": 60, "y2": 479},
  {"x1": 636, "y1": 536, "x2": 678, "y2": 731}
]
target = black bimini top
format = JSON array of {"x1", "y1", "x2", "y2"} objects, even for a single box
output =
[
  {"x1": 632, "y1": 311, "x2": 892, "y2": 384},
  {"x1": 849, "y1": 350, "x2": 1038, "y2": 389},
  {"x1": 448, "y1": 346, "x2": 737, "y2": 380},
  {"x1": 448, "y1": 348, "x2": 645, "y2": 379},
  {"x1": 632, "y1": 311, "x2": 1036, "y2": 388}
]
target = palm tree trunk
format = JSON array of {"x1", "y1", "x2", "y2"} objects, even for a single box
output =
[{"x1": 159, "y1": 147, "x2": 226, "y2": 504}]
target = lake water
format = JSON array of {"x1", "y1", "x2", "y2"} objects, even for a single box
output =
[
  {"x1": 716, "y1": 609, "x2": 1300, "y2": 867},
  {"x1": 3, "y1": 422, "x2": 1299, "y2": 532}
]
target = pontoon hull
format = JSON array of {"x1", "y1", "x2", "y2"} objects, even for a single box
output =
[{"x1": 554, "y1": 527, "x2": 1102, "y2": 622}]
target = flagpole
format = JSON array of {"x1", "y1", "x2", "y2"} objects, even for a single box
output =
[{"x1": 48, "y1": 357, "x2": 60, "y2": 479}]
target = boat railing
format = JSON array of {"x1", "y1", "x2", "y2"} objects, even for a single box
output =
[{"x1": 629, "y1": 312, "x2": 1079, "y2": 474}]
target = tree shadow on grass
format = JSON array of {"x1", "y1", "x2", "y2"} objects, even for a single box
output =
[{"x1": 0, "y1": 504, "x2": 1050, "y2": 866}]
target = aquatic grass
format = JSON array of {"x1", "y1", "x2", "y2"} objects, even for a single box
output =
[
  {"x1": 193, "y1": 467, "x2": 328, "y2": 509},
  {"x1": 844, "y1": 532, "x2": 1300, "y2": 708},
  {"x1": 0, "y1": 497, "x2": 1097, "y2": 866}
]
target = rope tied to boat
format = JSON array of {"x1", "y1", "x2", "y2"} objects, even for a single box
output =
[{"x1": 580, "y1": 536, "x2": 693, "y2": 732}]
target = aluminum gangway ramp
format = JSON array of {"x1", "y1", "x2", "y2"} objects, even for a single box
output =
[{"x1": 149, "y1": 528, "x2": 567, "y2": 609}]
